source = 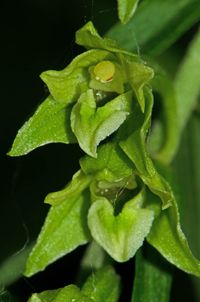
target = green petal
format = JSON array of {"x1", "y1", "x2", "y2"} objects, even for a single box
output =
[{"x1": 71, "y1": 89, "x2": 131, "y2": 157}]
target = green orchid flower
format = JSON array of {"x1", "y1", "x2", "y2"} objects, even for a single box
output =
[{"x1": 9, "y1": 21, "x2": 153, "y2": 158}]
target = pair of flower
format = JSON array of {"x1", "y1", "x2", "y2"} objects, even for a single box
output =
[{"x1": 9, "y1": 22, "x2": 200, "y2": 278}]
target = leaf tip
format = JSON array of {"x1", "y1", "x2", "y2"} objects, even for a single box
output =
[{"x1": 6, "y1": 146, "x2": 23, "y2": 157}]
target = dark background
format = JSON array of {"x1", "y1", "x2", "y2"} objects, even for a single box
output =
[{"x1": 0, "y1": 1, "x2": 199, "y2": 301}]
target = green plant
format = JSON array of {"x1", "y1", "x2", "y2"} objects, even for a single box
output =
[{"x1": 2, "y1": 1, "x2": 200, "y2": 301}]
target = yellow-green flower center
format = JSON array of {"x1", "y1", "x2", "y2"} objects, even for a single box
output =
[{"x1": 93, "y1": 60, "x2": 115, "y2": 83}]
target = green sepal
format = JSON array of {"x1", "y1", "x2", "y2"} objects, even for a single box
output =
[
  {"x1": 71, "y1": 89, "x2": 131, "y2": 157},
  {"x1": 117, "y1": 0, "x2": 140, "y2": 24},
  {"x1": 75, "y1": 21, "x2": 137, "y2": 58},
  {"x1": 76, "y1": 21, "x2": 117, "y2": 50},
  {"x1": 125, "y1": 60, "x2": 154, "y2": 112},
  {"x1": 8, "y1": 96, "x2": 76, "y2": 156},
  {"x1": 25, "y1": 183, "x2": 91, "y2": 277},
  {"x1": 119, "y1": 87, "x2": 172, "y2": 209},
  {"x1": 88, "y1": 188, "x2": 154, "y2": 262},
  {"x1": 41, "y1": 49, "x2": 114, "y2": 104}
]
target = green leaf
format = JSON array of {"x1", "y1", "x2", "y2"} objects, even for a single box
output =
[
  {"x1": 8, "y1": 96, "x2": 76, "y2": 156},
  {"x1": 176, "y1": 115, "x2": 200, "y2": 256},
  {"x1": 88, "y1": 189, "x2": 154, "y2": 262},
  {"x1": 117, "y1": 0, "x2": 140, "y2": 24},
  {"x1": 107, "y1": 0, "x2": 200, "y2": 56},
  {"x1": 71, "y1": 89, "x2": 131, "y2": 157},
  {"x1": 147, "y1": 194, "x2": 200, "y2": 277},
  {"x1": 80, "y1": 142, "x2": 133, "y2": 183},
  {"x1": 175, "y1": 29, "x2": 200, "y2": 141},
  {"x1": 41, "y1": 49, "x2": 115, "y2": 104},
  {"x1": 119, "y1": 87, "x2": 173, "y2": 209},
  {"x1": 82, "y1": 266, "x2": 121, "y2": 302},
  {"x1": 149, "y1": 64, "x2": 178, "y2": 164},
  {"x1": 173, "y1": 113, "x2": 200, "y2": 296},
  {"x1": 0, "y1": 243, "x2": 34, "y2": 288},
  {"x1": 0, "y1": 290, "x2": 18, "y2": 302},
  {"x1": 28, "y1": 285, "x2": 93, "y2": 302},
  {"x1": 25, "y1": 182, "x2": 91, "y2": 276},
  {"x1": 132, "y1": 245, "x2": 172, "y2": 302}
]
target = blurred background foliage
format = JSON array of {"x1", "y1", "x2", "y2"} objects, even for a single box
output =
[{"x1": 0, "y1": 0, "x2": 199, "y2": 301}]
